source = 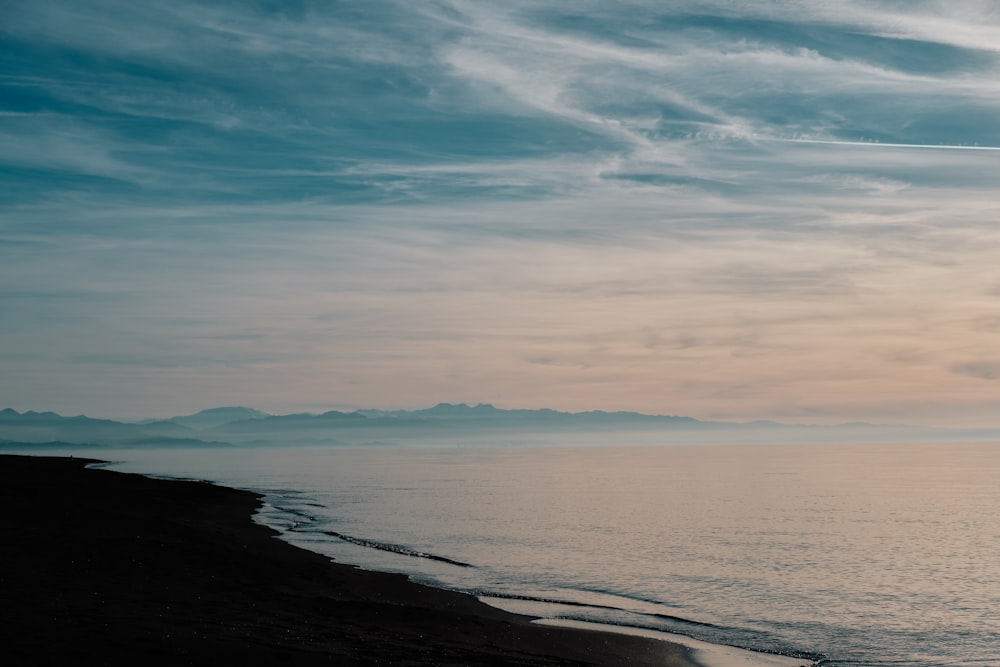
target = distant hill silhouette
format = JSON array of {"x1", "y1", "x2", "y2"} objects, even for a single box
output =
[
  {"x1": 1, "y1": 404, "x2": 992, "y2": 449},
  {"x1": 164, "y1": 407, "x2": 271, "y2": 430},
  {"x1": 0, "y1": 409, "x2": 227, "y2": 448}
]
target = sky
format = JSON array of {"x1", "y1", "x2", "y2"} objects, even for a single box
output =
[{"x1": 3, "y1": 1, "x2": 1000, "y2": 426}]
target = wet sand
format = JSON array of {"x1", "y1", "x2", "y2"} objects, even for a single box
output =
[{"x1": 0, "y1": 454, "x2": 695, "y2": 666}]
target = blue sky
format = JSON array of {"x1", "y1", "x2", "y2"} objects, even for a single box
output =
[{"x1": 3, "y1": 1, "x2": 1000, "y2": 425}]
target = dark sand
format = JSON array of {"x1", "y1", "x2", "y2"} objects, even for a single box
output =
[{"x1": 0, "y1": 455, "x2": 696, "y2": 666}]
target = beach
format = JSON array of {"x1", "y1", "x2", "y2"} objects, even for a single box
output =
[{"x1": 0, "y1": 454, "x2": 694, "y2": 666}]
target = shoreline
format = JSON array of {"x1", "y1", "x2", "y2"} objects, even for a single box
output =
[
  {"x1": 1, "y1": 454, "x2": 695, "y2": 665},
  {"x1": 256, "y1": 488, "x2": 818, "y2": 667},
  {"x1": 537, "y1": 621, "x2": 812, "y2": 667}
]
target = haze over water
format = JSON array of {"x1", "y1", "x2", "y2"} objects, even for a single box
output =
[{"x1": 53, "y1": 438, "x2": 999, "y2": 667}]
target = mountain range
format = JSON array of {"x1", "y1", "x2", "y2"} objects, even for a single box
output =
[{"x1": 1, "y1": 404, "x2": 996, "y2": 450}]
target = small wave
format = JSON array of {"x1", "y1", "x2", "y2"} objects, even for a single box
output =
[
  {"x1": 322, "y1": 530, "x2": 474, "y2": 568},
  {"x1": 475, "y1": 590, "x2": 624, "y2": 612},
  {"x1": 477, "y1": 591, "x2": 823, "y2": 665},
  {"x1": 256, "y1": 498, "x2": 326, "y2": 533},
  {"x1": 473, "y1": 591, "x2": 722, "y2": 629},
  {"x1": 262, "y1": 487, "x2": 306, "y2": 495},
  {"x1": 570, "y1": 586, "x2": 682, "y2": 611},
  {"x1": 277, "y1": 506, "x2": 318, "y2": 522},
  {"x1": 649, "y1": 612, "x2": 726, "y2": 630}
]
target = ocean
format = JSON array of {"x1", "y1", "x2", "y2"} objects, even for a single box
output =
[{"x1": 28, "y1": 439, "x2": 1000, "y2": 666}]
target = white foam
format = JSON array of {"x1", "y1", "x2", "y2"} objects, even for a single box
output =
[{"x1": 534, "y1": 619, "x2": 814, "y2": 667}]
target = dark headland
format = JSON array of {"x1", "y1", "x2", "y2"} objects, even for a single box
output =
[{"x1": 0, "y1": 455, "x2": 694, "y2": 666}]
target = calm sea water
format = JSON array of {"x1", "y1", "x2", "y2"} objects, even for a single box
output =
[{"x1": 34, "y1": 440, "x2": 1000, "y2": 666}]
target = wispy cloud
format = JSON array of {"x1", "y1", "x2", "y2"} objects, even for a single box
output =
[
  {"x1": 952, "y1": 361, "x2": 1000, "y2": 381},
  {"x1": 3, "y1": 1, "x2": 1000, "y2": 424}
]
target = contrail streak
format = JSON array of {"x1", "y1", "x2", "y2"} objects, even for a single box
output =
[{"x1": 778, "y1": 138, "x2": 1000, "y2": 152}]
